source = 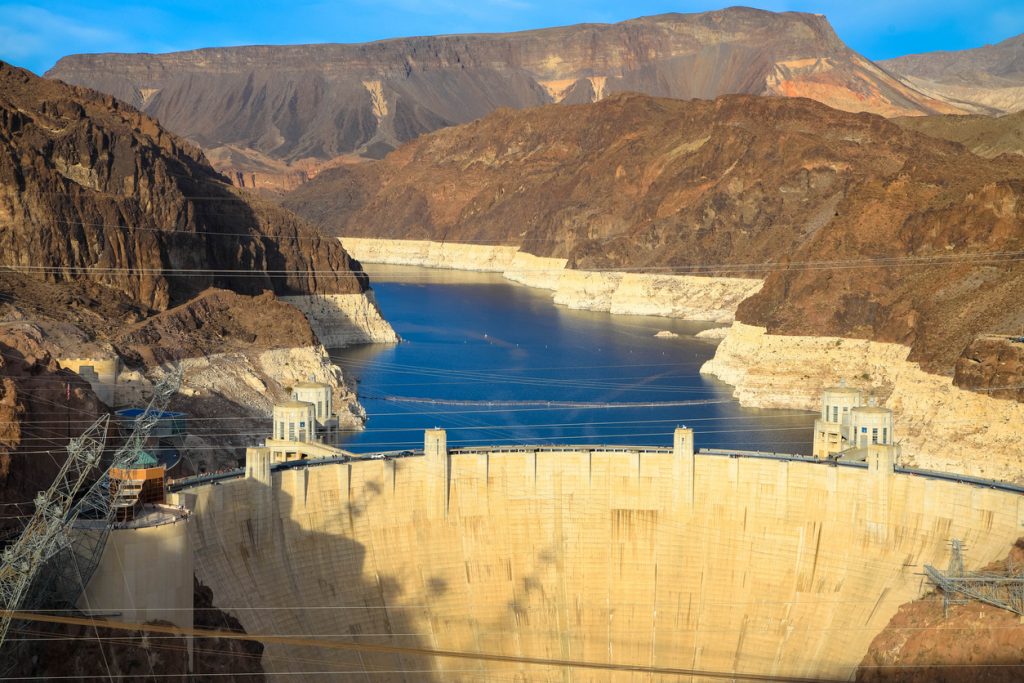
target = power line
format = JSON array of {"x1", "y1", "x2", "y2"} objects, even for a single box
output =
[
  {"x1": 2, "y1": 610, "x2": 846, "y2": 682},
  {"x1": 4, "y1": 247, "x2": 1024, "y2": 279}
]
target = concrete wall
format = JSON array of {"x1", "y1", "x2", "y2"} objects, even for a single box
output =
[
  {"x1": 79, "y1": 515, "x2": 194, "y2": 660},
  {"x1": 184, "y1": 434, "x2": 1024, "y2": 681},
  {"x1": 60, "y1": 357, "x2": 119, "y2": 405}
]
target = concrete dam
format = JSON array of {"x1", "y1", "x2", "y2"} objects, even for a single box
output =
[{"x1": 164, "y1": 429, "x2": 1024, "y2": 681}]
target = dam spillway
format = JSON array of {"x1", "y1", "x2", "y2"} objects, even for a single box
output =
[{"x1": 174, "y1": 432, "x2": 1024, "y2": 681}]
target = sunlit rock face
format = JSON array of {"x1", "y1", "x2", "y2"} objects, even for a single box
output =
[{"x1": 48, "y1": 6, "x2": 957, "y2": 178}]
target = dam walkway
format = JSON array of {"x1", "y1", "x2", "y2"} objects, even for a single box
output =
[{"x1": 167, "y1": 444, "x2": 1024, "y2": 496}]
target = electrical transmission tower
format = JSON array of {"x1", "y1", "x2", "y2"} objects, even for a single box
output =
[
  {"x1": 0, "y1": 367, "x2": 182, "y2": 651},
  {"x1": 0, "y1": 416, "x2": 108, "y2": 647},
  {"x1": 924, "y1": 539, "x2": 1024, "y2": 616}
]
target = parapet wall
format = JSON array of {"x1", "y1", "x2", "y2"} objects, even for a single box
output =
[
  {"x1": 183, "y1": 432, "x2": 1023, "y2": 681},
  {"x1": 340, "y1": 237, "x2": 761, "y2": 322}
]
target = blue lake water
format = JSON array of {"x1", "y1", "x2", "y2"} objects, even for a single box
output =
[{"x1": 331, "y1": 265, "x2": 815, "y2": 454}]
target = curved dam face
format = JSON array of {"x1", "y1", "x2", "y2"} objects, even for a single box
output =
[{"x1": 179, "y1": 435, "x2": 1024, "y2": 681}]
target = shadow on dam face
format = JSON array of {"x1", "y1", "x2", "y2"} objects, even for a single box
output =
[
  {"x1": 187, "y1": 475, "x2": 443, "y2": 681},
  {"x1": 183, "y1": 449, "x2": 1024, "y2": 681}
]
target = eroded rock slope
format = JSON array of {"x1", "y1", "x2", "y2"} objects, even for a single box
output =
[{"x1": 0, "y1": 60, "x2": 367, "y2": 310}]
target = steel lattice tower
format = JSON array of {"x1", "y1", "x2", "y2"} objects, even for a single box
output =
[
  {"x1": 0, "y1": 367, "x2": 182, "y2": 651},
  {"x1": 924, "y1": 539, "x2": 1024, "y2": 616}
]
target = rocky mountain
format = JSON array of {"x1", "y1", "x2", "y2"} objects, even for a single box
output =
[
  {"x1": 0, "y1": 59, "x2": 386, "y2": 511},
  {"x1": 894, "y1": 109, "x2": 1024, "y2": 158},
  {"x1": 882, "y1": 32, "x2": 1024, "y2": 114},
  {"x1": 46, "y1": 7, "x2": 959, "y2": 186},
  {"x1": 0, "y1": 60, "x2": 367, "y2": 311},
  {"x1": 284, "y1": 93, "x2": 1024, "y2": 375},
  {"x1": 0, "y1": 319, "x2": 106, "y2": 538}
]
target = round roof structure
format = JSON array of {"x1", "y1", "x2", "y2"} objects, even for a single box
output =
[{"x1": 276, "y1": 400, "x2": 315, "y2": 409}]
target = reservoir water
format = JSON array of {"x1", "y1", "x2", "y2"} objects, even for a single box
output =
[{"x1": 332, "y1": 265, "x2": 815, "y2": 453}]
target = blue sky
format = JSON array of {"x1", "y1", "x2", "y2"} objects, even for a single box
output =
[{"x1": 2, "y1": 0, "x2": 1023, "y2": 75}]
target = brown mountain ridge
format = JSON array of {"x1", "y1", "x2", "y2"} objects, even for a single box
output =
[
  {"x1": 46, "y1": 7, "x2": 960, "y2": 186},
  {"x1": 0, "y1": 60, "x2": 367, "y2": 311},
  {"x1": 284, "y1": 93, "x2": 1024, "y2": 375}
]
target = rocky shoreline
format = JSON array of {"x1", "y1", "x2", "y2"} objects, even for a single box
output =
[
  {"x1": 341, "y1": 237, "x2": 762, "y2": 323},
  {"x1": 280, "y1": 292, "x2": 398, "y2": 347},
  {"x1": 701, "y1": 323, "x2": 1024, "y2": 483}
]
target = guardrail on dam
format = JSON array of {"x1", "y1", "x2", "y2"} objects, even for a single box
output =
[{"x1": 168, "y1": 429, "x2": 1024, "y2": 681}]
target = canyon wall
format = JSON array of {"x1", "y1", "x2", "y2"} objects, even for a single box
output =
[
  {"x1": 702, "y1": 323, "x2": 1024, "y2": 483},
  {"x1": 280, "y1": 293, "x2": 398, "y2": 347},
  {"x1": 341, "y1": 238, "x2": 760, "y2": 322},
  {"x1": 177, "y1": 439, "x2": 1024, "y2": 681}
]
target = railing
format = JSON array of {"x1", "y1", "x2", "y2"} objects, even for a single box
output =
[{"x1": 167, "y1": 444, "x2": 1024, "y2": 497}]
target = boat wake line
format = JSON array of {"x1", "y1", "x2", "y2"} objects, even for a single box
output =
[{"x1": 361, "y1": 394, "x2": 733, "y2": 409}]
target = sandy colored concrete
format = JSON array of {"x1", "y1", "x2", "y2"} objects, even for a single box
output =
[
  {"x1": 59, "y1": 357, "x2": 119, "y2": 405},
  {"x1": 702, "y1": 323, "x2": 1024, "y2": 483},
  {"x1": 340, "y1": 237, "x2": 761, "y2": 322},
  {"x1": 79, "y1": 514, "x2": 194, "y2": 630},
  {"x1": 181, "y1": 433, "x2": 1023, "y2": 681}
]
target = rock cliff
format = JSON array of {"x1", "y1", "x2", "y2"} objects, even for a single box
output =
[
  {"x1": 47, "y1": 7, "x2": 957, "y2": 179},
  {"x1": 0, "y1": 321, "x2": 105, "y2": 537},
  {"x1": 701, "y1": 323, "x2": 1024, "y2": 483},
  {"x1": 290, "y1": 93, "x2": 1024, "y2": 375},
  {"x1": 0, "y1": 61, "x2": 368, "y2": 311},
  {"x1": 339, "y1": 238, "x2": 761, "y2": 322}
]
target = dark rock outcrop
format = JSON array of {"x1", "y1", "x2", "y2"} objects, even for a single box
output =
[
  {"x1": 7, "y1": 577, "x2": 265, "y2": 681},
  {"x1": 0, "y1": 323, "x2": 105, "y2": 538},
  {"x1": 46, "y1": 7, "x2": 958, "y2": 180},
  {"x1": 285, "y1": 93, "x2": 1024, "y2": 375},
  {"x1": 0, "y1": 61, "x2": 367, "y2": 311},
  {"x1": 954, "y1": 335, "x2": 1024, "y2": 402},
  {"x1": 112, "y1": 288, "x2": 318, "y2": 367}
]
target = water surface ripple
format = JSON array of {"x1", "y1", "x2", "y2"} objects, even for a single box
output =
[{"x1": 331, "y1": 265, "x2": 814, "y2": 453}]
